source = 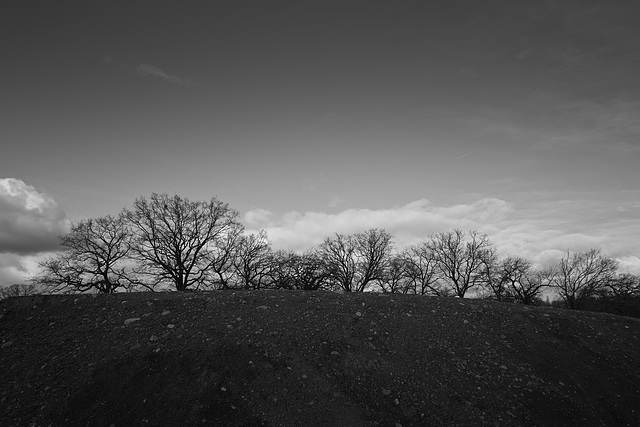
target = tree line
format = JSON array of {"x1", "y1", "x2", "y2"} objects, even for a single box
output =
[{"x1": 23, "y1": 193, "x2": 640, "y2": 315}]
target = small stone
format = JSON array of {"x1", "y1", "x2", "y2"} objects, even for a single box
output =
[
  {"x1": 124, "y1": 318, "x2": 140, "y2": 326},
  {"x1": 500, "y1": 365, "x2": 508, "y2": 370},
  {"x1": 257, "y1": 305, "x2": 268, "y2": 310},
  {"x1": 226, "y1": 324, "x2": 233, "y2": 330},
  {"x1": 167, "y1": 324, "x2": 175, "y2": 329},
  {"x1": 149, "y1": 335, "x2": 159, "y2": 342},
  {"x1": 331, "y1": 351, "x2": 340, "y2": 356},
  {"x1": 162, "y1": 310, "x2": 171, "y2": 316},
  {"x1": 1, "y1": 341, "x2": 13, "y2": 349},
  {"x1": 463, "y1": 319, "x2": 469, "y2": 324},
  {"x1": 130, "y1": 343, "x2": 141, "y2": 350},
  {"x1": 355, "y1": 311, "x2": 362, "y2": 317},
  {"x1": 382, "y1": 388, "x2": 392, "y2": 396}
]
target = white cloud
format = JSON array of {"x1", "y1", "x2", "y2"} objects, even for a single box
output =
[
  {"x1": 243, "y1": 197, "x2": 640, "y2": 271},
  {"x1": 617, "y1": 256, "x2": 640, "y2": 275},
  {"x1": 137, "y1": 63, "x2": 197, "y2": 87},
  {"x1": 0, "y1": 253, "x2": 44, "y2": 285},
  {"x1": 0, "y1": 178, "x2": 70, "y2": 255}
]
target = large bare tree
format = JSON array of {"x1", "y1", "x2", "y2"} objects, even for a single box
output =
[
  {"x1": 319, "y1": 228, "x2": 393, "y2": 292},
  {"x1": 125, "y1": 193, "x2": 240, "y2": 291},
  {"x1": 551, "y1": 249, "x2": 618, "y2": 309},
  {"x1": 428, "y1": 229, "x2": 496, "y2": 298},
  {"x1": 33, "y1": 214, "x2": 132, "y2": 294}
]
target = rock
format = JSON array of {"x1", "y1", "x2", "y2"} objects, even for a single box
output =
[
  {"x1": 167, "y1": 324, "x2": 175, "y2": 329},
  {"x1": 162, "y1": 310, "x2": 171, "y2": 316},
  {"x1": 124, "y1": 318, "x2": 140, "y2": 326},
  {"x1": 257, "y1": 305, "x2": 268, "y2": 310},
  {"x1": 382, "y1": 388, "x2": 392, "y2": 396},
  {"x1": 331, "y1": 351, "x2": 340, "y2": 356},
  {"x1": 130, "y1": 343, "x2": 141, "y2": 350},
  {"x1": 149, "y1": 335, "x2": 159, "y2": 342},
  {"x1": 1, "y1": 341, "x2": 13, "y2": 349}
]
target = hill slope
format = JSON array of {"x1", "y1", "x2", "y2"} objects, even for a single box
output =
[{"x1": 1, "y1": 291, "x2": 639, "y2": 426}]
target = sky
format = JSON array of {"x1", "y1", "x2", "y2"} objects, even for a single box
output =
[{"x1": 1, "y1": 0, "x2": 639, "y2": 285}]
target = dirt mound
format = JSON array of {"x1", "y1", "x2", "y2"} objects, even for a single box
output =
[{"x1": 1, "y1": 290, "x2": 639, "y2": 426}]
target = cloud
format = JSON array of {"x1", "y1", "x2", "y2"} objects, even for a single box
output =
[
  {"x1": 243, "y1": 197, "x2": 640, "y2": 271},
  {"x1": 136, "y1": 63, "x2": 197, "y2": 87},
  {"x1": 0, "y1": 253, "x2": 43, "y2": 285},
  {"x1": 0, "y1": 178, "x2": 70, "y2": 255}
]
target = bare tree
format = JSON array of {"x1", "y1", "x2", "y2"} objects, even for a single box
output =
[
  {"x1": 428, "y1": 229, "x2": 496, "y2": 298},
  {"x1": 125, "y1": 193, "x2": 240, "y2": 291},
  {"x1": 551, "y1": 249, "x2": 618, "y2": 309},
  {"x1": 403, "y1": 243, "x2": 445, "y2": 296},
  {"x1": 208, "y1": 222, "x2": 244, "y2": 290},
  {"x1": 494, "y1": 256, "x2": 552, "y2": 305},
  {"x1": 379, "y1": 254, "x2": 409, "y2": 294},
  {"x1": 0, "y1": 283, "x2": 39, "y2": 300},
  {"x1": 287, "y1": 250, "x2": 329, "y2": 291},
  {"x1": 319, "y1": 228, "x2": 393, "y2": 292},
  {"x1": 604, "y1": 273, "x2": 640, "y2": 298},
  {"x1": 32, "y1": 214, "x2": 132, "y2": 294},
  {"x1": 232, "y1": 231, "x2": 272, "y2": 290}
]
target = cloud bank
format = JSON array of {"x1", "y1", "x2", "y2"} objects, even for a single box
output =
[
  {"x1": 0, "y1": 178, "x2": 70, "y2": 284},
  {"x1": 243, "y1": 197, "x2": 640, "y2": 274},
  {"x1": 137, "y1": 63, "x2": 197, "y2": 87},
  {"x1": 0, "y1": 178, "x2": 70, "y2": 255}
]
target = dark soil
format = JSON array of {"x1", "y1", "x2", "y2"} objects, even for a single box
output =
[{"x1": 1, "y1": 290, "x2": 639, "y2": 426}]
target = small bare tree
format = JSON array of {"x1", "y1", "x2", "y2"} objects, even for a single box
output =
[
  {"x1": 495, "y1": 256, "x2": 552, "y2": 305},
  {"x1": 428, "y1": 229, "x2": 496, "y2": 298},
  {"x1": 551, "y1": 249, "x2": 618, "y2": 309},
  {"x1": 403, "y1": 243, "x2": 445, "y2": 296},
  {"x1": 287, "y1": 250, "x2": 329, "y2": 291},
  {"x1": 232, "y1": 231, "x2": 272, "y2": 290},
  {"x1": 379, "y1": 254, "x2": 409, "y2": 294},
  {"x1": 0, "y1": 283, "x2": 39, "y2": 300},
  {"x1": 33, "y1": 214, "x2": 132, "y2": 294},
  {"x1": 319, "y1": 228, "x2": 393, "y2": 292},
  {"x1": 125, "y1": 193, "x2": 240, "y2": 291}
]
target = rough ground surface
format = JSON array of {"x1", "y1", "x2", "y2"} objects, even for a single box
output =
[{"x1": 1, "y1": 290, "x2": 639, "y2": 426}]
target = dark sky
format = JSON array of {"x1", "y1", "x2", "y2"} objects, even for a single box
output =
[{"x1": 1, "y1": 0, "x2": 639, "y2": 283}]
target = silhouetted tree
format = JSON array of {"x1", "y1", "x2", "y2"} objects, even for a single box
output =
[
  {"x1": 125, "y1": 193, "x2": 240, "y2": 291},
  {"x1": 33, "y1": 214, "x2": 132, "y2": 294},
  {"x1": 319, "y1": 228, "x2": 393, "y2": 292},
  {"x1": 233, "y1": 231, "x2": 272, "y2": 290},
  {"x1": 288, "y1": 250, "x2": 330, "y2": 290},
  {"x1": 0, "y1": 283, "x2": 39, "y2": 300},
  {"x1": 492, "y1": 256, "x2": 553, "y2": 305},
  {"x1": 428, "y1": 229, "x2": 496, "y2": 298},
  {"x1": 551, "y1": 249, "x2": 618, "y2": 309},
  {"x1": 403, "y1": 243, "x2": 446, "y2": 296},
  {"x1": 379, "y1": 254, "x2": 409, "y2": 293}
]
